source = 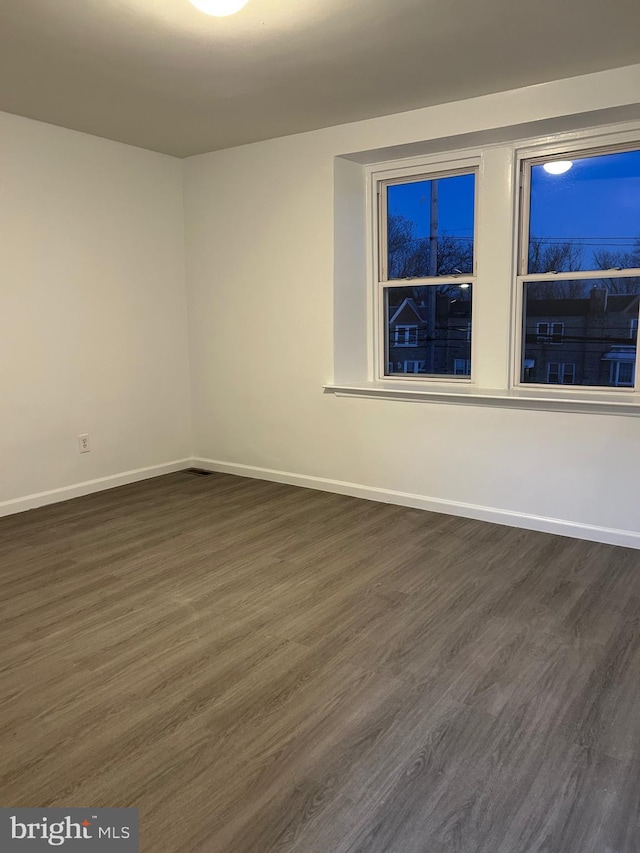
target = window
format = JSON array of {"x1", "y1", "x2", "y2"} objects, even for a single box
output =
[
  {"x1": 403, "y1": 360, "x2": 425, "y2": 374},
  {"x1": 536, "y1": 322, "x2": 564, "y2": 344},
  {"x1": 454, "y1": 358, "x2": 472, "y2": 376},
  {"x1": 393, "y1": 325, "x2": 418, "y2": 346},
  {"x1": 335, "y1": 130, "x2": 640, "y2": 410},
  {"x1": 377, "y1": 165, "x2": 476, "y2": 380},
  {"x1": 385, "y1": 286, "x2": 473, "y2": 378},
  {"x1": 547, "y1": 362, "x2": 575, "y2": 384},
  {"x1": 518, "y1": 145, "x2": 640, "y2": 389},
  {"x1": 611, "y1": 360, "x2": 635, "y2": 386}
]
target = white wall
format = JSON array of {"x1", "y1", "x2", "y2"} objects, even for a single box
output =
[
  {"x1": 3, "y1": 66, "x2": 639, "y2": 543},
  {"x1": 0, "y1": 112, "x2": 192, "y2": 510},
  {"x1": 184, "y1": 65, "x2": 640, "y2": 546}
]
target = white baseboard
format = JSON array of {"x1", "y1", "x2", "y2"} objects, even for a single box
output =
[
  {"x1": 0, "y1": 459, "x2": 192, "y2": 518},
  {"x1": 193, "y1": 457, "x2": 640, "y2": 551},
  {"x1": 3, "y1": 455, "x2": 638, "y2": 551}
]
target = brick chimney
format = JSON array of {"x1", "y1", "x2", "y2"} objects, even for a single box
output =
[{"x1": 589, "y1": 286, "x2": 608, "y2": 316}]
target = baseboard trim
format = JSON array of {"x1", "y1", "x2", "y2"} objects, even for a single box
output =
[
  {"x1": 193, "y1": 457, "x2": 640, "y2": 550},
  {"x1": 4, "y1": 455, "x2": 638, "y2": 550},
  {"x1": 0, "y1": 459, "x2": 192, "y2": 518}
]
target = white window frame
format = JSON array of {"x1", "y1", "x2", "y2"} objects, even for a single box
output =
[
  {"x1": 371, "y1": 155, "x2": 479, "y2": 384},
  {"x1": 512, "y1": 135, "x2": 640, "y2": 394}
]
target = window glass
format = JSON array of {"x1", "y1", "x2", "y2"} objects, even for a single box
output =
[
  {"x1": 528, "y1": 149, "x2": 640, "y2": 273},
  {"x1": 386, "y1": 173, "x2": 475, "y2": 279},
  {"x1": 521, "y1": 278, "x2": 640, "y2": 386},
  {"x1": 385, "y1": 284, "x2": 472, "y2": 377}
]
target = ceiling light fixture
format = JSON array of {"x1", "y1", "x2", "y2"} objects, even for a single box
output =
[
  {"x1": 188, "y1": 0, "x2": 249, "y2": 16},
  {"x1": 542, "y1": 160, "x2": 573, "y2": 175}
]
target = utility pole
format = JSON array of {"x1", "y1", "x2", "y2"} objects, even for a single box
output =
[{"x1": 426, "y1": 180, "x2": 438, "y2": 373}]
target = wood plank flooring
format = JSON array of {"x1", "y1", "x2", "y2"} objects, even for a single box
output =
[{"x1": 1, "y1": 471, "x2": 640, "y2": 852}]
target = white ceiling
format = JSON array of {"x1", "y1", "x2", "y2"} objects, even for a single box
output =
[{"x1": 1, "y1": 0, "x2": 639, "y2": 157}]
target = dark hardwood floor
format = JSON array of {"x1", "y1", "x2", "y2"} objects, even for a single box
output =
[{"x1": 1, "y1": 471, "x2": 639, "y2": 852}]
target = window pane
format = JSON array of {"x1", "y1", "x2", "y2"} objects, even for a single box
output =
[
  {"x1": 386, "y1": 173, "x2": 475, "y2": 279},
  {"x1": 385, "y1": 284, "x2": 472, "y2": 377},
  {"x1": 521, "y1": 277, "x2": 640, "y2": 387},
  {"x1": 528, "y1": 148, "x2": 640, "y2": 273}
]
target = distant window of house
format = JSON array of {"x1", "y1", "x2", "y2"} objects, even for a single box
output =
[
  {"x1": 536, "y1": 322, "x2": 564, "y2": 343},
  {"x1": 454, "y1": 358, "x2": 472, "y2": 376},
  {"x1": 611, "y1": 360, "x2": 635, "y2": 386},
  {"x1": 393, "y1": 325, "x2": 418, "y2": 346},
  {"x1": 377, "y1": 163, "x2": 477, "y2": 380},
  {"x1": 403, "y1": 360, "x2": 425, "y2": 374},
  {"x1": 547, "y1": 362, "x2": 575, "y2": 384},
  {"x1": 518, "y1": 145, "x2": 640, "y2": 390}
]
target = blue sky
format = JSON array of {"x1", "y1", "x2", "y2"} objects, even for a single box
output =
[
  {"x1": 530, "y1": 150, "x2": 640, "y2": 263},
  {"x1": 388, "y1": 173, "x2": 474, "y2": 241},
  {"x1": 387, "y1": 149, "x2": 640, "y2": 268}
]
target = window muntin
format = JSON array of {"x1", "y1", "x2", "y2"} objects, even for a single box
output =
[
  {"x1": 518, "y1": 144, "x2": 640, "y2": 391},
  {"x1": 378, "y1": 166, "x2": 477, "y2": 381}
]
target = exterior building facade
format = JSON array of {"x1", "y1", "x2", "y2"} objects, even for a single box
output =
[
  {"x1": 387, "y1": 292, "x2": 472, "y2": 377},
  {"x1": 523, "y1": 287, "x2": 639, "y2": 387}
]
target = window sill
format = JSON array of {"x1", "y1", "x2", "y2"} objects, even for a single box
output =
[{"x1": 323, "y1": 382, "x2": 640, "y2": 416}]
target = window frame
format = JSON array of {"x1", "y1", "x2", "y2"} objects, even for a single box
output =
[
  {"x1": 341, "y1": 124, "x2": 640, "y2": 413},
  {"x1": 512, "y1": 137, "x2": 640, "y2": 394},
  {"x1": 371, "y1": 155, "x2": 479, "y2": 384}
]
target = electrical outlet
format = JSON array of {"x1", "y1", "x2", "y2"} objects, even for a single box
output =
[{"x1": 78, "y1": 434, "x2": 90, "y2": 454}]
